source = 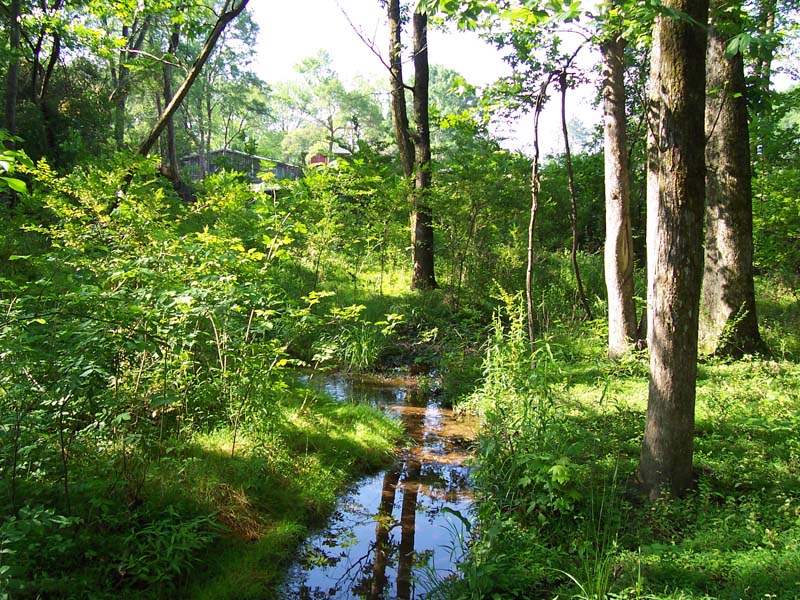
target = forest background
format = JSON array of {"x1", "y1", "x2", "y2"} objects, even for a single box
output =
[{"x1": 1, "y1": 0, "x2": 799, "y2": 598}]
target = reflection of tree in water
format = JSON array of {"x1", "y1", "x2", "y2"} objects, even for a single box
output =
[
  {"x1": 367, "y1": 466, "x2": 400, "y2": 599},
  {"x1": 396, "y1": 459, "x2": 420, "y2": 599},
  {"x1": 288, "y1": 376, "x2": 476, "y2": 600},
  {"x1": 357, "y1": 458, "x2": 422, "y2": 600}
]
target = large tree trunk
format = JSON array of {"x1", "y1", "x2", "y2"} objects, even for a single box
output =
[
  {"x1": 138, "y1": 0, "x2": 249, "y2": 157},
  {"x1": 410, "y1": 11, "x2": 436, "y2": 290},
  {"x1": 639, "y1": 0, "x2": 709, "y2": 500},
  {"x1": 602, "y1": 33, "x2": 639, "y2": 358},
  {"x1": 700, "y1": 0, "x2": 764, "y2": 357},
  {"x1": 4, "y1": 0, "x2": 21, "y2": 142}
]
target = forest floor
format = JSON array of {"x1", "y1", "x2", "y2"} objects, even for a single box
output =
[{"x1": 440, "y1": 275, "x2": 800, "y2": 599}]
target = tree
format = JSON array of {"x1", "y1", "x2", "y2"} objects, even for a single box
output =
[
  {"x1": 137, "y1": 0, "x2": 250, "y2": 157},
  {"x1": 160, "y1": 21, "x2": 181, "y2": 182},
  {"x1": 601, "y1": 20, "x2": 639, "y2": 358},
  {"x1": 639, "y1": 0, "x2": 709, "y2": 499},
  {"x1": 106, "y1": 6, "x2": 152, "y2": 149},
  {"x1": 558, "y1": 68, "x2": 593, "y2": 322},
  {"x1": 699, "y1": 0, "x2": 764, "y2": 357},
  {"x1": 388, "y1": 0, "x2": 437, "y2": 290},
  {"x1": 276, "y1": 52, "x2": 385, "y2": 161},
  {"x1": 3, "y1": 0, "x2": 22, "y2": 141}
]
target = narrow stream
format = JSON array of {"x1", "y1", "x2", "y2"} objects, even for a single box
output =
[{"x1": 281, "y1": 373, "x2": 478, "y2": 600}]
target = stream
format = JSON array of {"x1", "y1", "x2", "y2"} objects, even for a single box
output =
[{"x1": 281, "y1": 373, "x2": 479, "y2": 600}]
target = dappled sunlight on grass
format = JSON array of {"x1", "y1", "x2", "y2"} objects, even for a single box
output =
[
  {"x1": 451, "y1": 288, "x2": 800, "y2": 600},
  {"x1": 171, "y1": 388, "x2": 402, "y2": 599}
]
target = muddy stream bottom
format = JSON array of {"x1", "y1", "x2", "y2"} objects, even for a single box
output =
[{"x1": 281, "y1": 373, "x2": 478, "y2": 600}]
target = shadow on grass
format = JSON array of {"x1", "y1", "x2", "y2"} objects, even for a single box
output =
[{"x1": 548, "y1": 370, "x2": 800, "y2": 599}]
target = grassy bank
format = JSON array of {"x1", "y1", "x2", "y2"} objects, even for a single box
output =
[
  {"x1": 184, "y1": 384, "x2": 402, "y2": 599},
  {"x1": 444, "y1": 284, "x2": 800, "y2": 600},
  {"x1": 1, "y1": 375, "x2": 401, "y2": 599}
]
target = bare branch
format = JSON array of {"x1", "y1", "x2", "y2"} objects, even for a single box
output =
[{"x1": 125, "y1": 48, "x2": 188, "y2": 74}]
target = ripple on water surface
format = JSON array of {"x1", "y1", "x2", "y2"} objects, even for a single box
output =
[{"x1": 282, "y1": 374, "x2": 478, "y2": 600}]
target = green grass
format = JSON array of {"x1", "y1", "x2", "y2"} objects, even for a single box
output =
[
  {"x1": 174, "y1": 387, "x2": 402, "y2": 599},
  {"x1": 0, "y1": 379, "x2": 402, "y2": 600},
  {"x1": 446, "y1": 279, "x2": 800, "y2": 600}
]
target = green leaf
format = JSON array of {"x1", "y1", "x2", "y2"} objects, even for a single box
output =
[
  {"x1": 726, "y1": 33, "x2": 752, "y2": 58},
  {"x1": 549, "y1": 463, "x2": 571, "y2": 484},
  {"x1": 0, "y1": 176, "x2": 27, "y2": 194}
]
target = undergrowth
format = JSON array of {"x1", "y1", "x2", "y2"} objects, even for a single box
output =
[{"x1": 446, "y1": 287, "x2": 800, "y2": 600}]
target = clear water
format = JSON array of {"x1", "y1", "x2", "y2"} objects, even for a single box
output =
[{"x1": 281, "y1": 374, "x2": 478, "y2": 600}]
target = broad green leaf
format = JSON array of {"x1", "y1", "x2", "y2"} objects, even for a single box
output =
[{"x1": 0, "y1": 176, "x2": 27, "y2": 194}]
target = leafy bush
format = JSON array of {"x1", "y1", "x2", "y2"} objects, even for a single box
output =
[{"x1": 120, "y1": 509, "x2": 220, "y2": 589}]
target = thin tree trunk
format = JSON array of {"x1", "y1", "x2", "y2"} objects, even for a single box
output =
[
  {"x1": 113, "y1": 19, "x2": 150, "y2": 149},
  {"x1": 526, "y1": 75, "x2": 555, "y2": 347},
  {"x1": 4, "y1": 0, "x2": 21, "y2": 142},
  {"x1": 410, "y1": 10, "x2": 437, "y2": 290},
  {"x1": 559, "y1": 70, "x2": 593, "y2": 322},
  {"x1": 388, "y1": 0, "x2": 414, "y2": 178},
  {"x1": 640, "y1": 0, "x2": 709, "y2": 499},
  {"x1": 162, "y1": 24, "x2": 181, "y2": 183},
  {"x1": 138, "y1": 0, "x2": 249, "y2": 156},
  {"x1": 700, "y1": 0, "x2": 764, "y2": 357},
  {"x1": 602, "y1": 33, "x2": 639, "y2": 358},
  {"x1": 753, "y1": 0, "x2": 777, "y2": 91},
  {"x1": 39, "y1": 33, "x2": 61, "y2": 101},
  {"x1": 28, "y1": 0, "x2": 65, "y2": 104}
]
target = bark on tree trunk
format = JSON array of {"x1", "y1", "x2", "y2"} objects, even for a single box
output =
[
  {"x1": 137, "y1": 0, "x2": 249, "y2": 157},
  {"x1": 113, "y1": 20, "x2": 150, "y2": 150},
  {"x1": 387, "y1": 0, "x2": 436, "y2": 290},
  {"x1": 526, "y1": 75, "x2": 555, "y2": 347},
  {"x1": 700, "y1": 0, "x2": 764, "y2": 357},
  {"x1": 410, "y1": 11, "x2": 436, "y2": 290},
  {"x1": 388, "y1": 0, "x2": 414, "y2": 178},
  {"x1": 640, "y1": 0, "x2": 709, "y2": 500},
  {"x1": 602, "y1": 33, "x2": 639, "y2": 358},
  {"x1": 4, "y1": 0, "x2": 21, "y2": 142},
  {"x1": 754, "y1": 0, "x2": 777, "y2": 92},
  {"x1": 162, "y1": 25, "x2": 181, "y2": 184}
]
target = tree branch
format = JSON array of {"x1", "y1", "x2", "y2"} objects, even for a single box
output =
[{"x1": 137, "y1": 0, "x2": 249, "y2": 156}]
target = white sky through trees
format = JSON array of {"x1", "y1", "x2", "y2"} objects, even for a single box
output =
[{"x1": 250, "y1": 0, "x2": 601, "y2": 155}]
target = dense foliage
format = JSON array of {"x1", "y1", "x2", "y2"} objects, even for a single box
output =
[{"x1": 0, "y1": 0, "x2": 798, "y2": 598}]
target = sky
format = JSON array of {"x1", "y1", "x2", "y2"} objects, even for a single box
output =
[
  {"x1": 249, "y1": 0, "x2": 602, "y2": 155},
  {"x1": 250, "y1": 0, "x2": 508, "y2": 86}
]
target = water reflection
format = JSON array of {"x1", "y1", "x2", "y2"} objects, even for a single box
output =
[{"x1": 283, "y1": 374, "x2": 477, "y2": 600}]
